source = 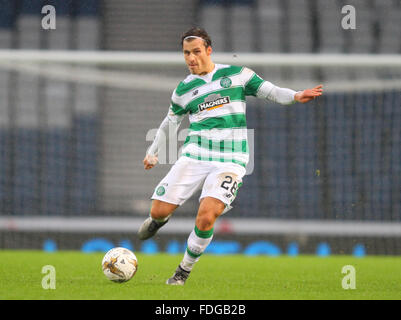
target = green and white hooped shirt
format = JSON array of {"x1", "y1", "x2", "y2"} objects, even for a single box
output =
[{"x1": 147, "y1": 64, "x2": 297, "y2": 168}]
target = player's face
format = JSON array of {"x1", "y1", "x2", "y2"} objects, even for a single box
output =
[{"x1": 183, "y1": 38, "x2": 213, "y2": 75}]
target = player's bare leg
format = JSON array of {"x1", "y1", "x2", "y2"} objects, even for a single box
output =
[
  {"x1": 138, "y1": 200, "x2": 178, "y2": 240},
  {"x1": 195, "y1": 197, "x2": 225, "y2": 231},
  {"x1": 166, "y1": 197, "x2": 225, "y2": 285}
]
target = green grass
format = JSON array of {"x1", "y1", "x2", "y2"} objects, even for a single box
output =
[{"x1": 1, "y1": 250, "x2": 400, "y2": 300}]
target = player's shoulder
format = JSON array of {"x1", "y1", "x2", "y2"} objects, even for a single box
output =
[
  {"x1": 214, "y1": 64, "x2": 256, "y2": 84},
  {"x1": 174, "y1": 74, "x2": 205, "y2": 97},
  {"x1": 215, "y1": 64, "x2": 245, "y2": 77}
]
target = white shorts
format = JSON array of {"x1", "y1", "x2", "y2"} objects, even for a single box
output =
[{"x1": 151, "y1": 156, "x2": 246, "y2": 213}]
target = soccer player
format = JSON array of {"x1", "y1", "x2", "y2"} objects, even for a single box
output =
[{"x1": 138, "y1": 27, "x2": 323, "y2": 285}]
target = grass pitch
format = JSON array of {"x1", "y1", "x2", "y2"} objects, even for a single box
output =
[{"x1": 1, "y1": 250, "x2": 400, "y2": 300}]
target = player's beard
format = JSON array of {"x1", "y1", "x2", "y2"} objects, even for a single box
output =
[
  {"x1": 189, "y1": 64, "x2": 209, "y2": 76},
  {"x1": 188, "y1": 64, "x2": 200, "y2": 75}
]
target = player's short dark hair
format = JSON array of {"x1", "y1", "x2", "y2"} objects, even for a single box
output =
[{"x1": 181, "y1": 27, "x2": 212, "y2": 48}]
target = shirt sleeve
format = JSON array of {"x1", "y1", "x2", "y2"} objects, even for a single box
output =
[
  {"x1": 256, "y1": 81, "x2": 297, "y2": 105},
  {"x1": 243, "y1": 67, "x2": 297, "y2": 105},
  {"x1": 146, "y1": 88, "x2": 187, "y2": 156},
  {"x1": 146, "y1": 105, "x2": 184, "y2": 156}
]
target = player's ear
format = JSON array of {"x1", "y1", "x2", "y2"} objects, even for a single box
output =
[{"x1": 206, "y1": 45, "x2": 212, "y2": 56}]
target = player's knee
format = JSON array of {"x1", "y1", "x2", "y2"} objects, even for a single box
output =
[
  {"x1": 150, "y1": 200, "x2": 177, "y2": 220},
  {"x1": 150, "y1": 210, "x2": 167, "y2": 221},
  {"x1": 196, "y1": 209, "x2": 219, "y2": 231}
]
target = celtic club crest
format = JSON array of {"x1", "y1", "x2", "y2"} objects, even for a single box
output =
[
  {"x1": 220, "y1": 77, "x2": 232, "y2": 88},
  {"x1": 156, "y1": 186, "x2": 166, "y2": 196}
]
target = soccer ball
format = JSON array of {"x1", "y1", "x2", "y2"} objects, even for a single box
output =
[{"x1": 102, "y1": 247, "x2": 138, "y2": 282}]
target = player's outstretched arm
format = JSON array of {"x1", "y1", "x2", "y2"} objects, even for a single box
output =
[
  {"x1": 253, "y1": 75, "x2": 323, "y2": 105},
  {"x1": 294, "y1": 84, "x2": 323, "y2": 103}
]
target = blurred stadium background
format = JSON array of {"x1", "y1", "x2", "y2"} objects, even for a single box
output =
[{"x1": 0, "y1": 0, "x2": 400, "y2": 255}]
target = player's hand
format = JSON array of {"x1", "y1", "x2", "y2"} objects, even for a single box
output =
[
  {"x1": 143, "y1": 154, "x2": 158, "y2": 170},
  {"x1": 294, "y1": 84, "x2": 323, "y2": 103}
]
